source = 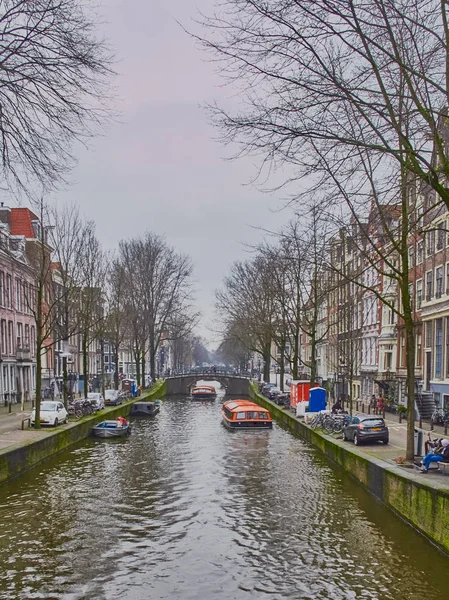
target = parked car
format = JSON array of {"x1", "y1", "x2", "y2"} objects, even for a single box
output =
[
  {"x1": 86, "y1": 392, "x2": 105, "y2": 410},
  {"x1": 268, "y1": 387, "x2": 281, "y2": 400},
  {"x1": 275, "y1": 392, "x2": 290, "y2": 407},
  {"x1": 31, "y1": 401, "x2": 68, "y2": 427},
  {"x1": 343, "y1": 415, "x2": 389, "y2": 446},
  {"x1": 104, "y1": 389, "x2": 122, "y2": 406}
]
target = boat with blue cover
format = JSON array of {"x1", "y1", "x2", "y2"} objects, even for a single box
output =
[{"x1": 130, "y1": 400, "x2": 161, "y2": 417}]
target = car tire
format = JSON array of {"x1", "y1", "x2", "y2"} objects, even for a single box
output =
[
  {"x1": 382, "y1": 438, "x2": 389, "y2": 445},
  {"x1": 343, "y1": 431, "x2": 348, "y2": 441},
  {"x1": 54, "y1": 418, "x2": 58, "y2": 427},
  {"x1": 353, "y1": 433, "x2": 359, "y2": 446}
]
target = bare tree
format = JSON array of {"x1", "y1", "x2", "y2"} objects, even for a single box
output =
[
  {"x1": 105, "y1": 259, "x2": 128, "y2": 391},
  {"x1": 197, "y1": 1, "x2": 449, "y2": 211},
  {"x1": 118, "y1": 233, "x2": 195, "y2": 381},
  {"x1": 216, "y1": 255, "x2": 275, "y2": 381},
  {"x1": 77, "y1": 224, "x2": 107, "y2": 398},
  {"x1": 50, "y1": 204, "x2": 89, "y2": 405},
  {"x1": 198, "y1": 0, "x2": 442, "y2": 459},
  {"x1": 0, "y1": 0, "x2": 113, "y2": 195}
]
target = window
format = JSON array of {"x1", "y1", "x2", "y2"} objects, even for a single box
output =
[
  {"x1": 416, "y1": 280, "x2": 422, "y2": 309},
  {"x1": 425, "y1": 321, "x2": 433, "y2": 348},
  {"x1": 426, "y1": 230, "x2": 435, "y2": 256},
  {"x1": 259, "y1": 412, "x2": 268, "y2": 419},
  {"x1": 436, "y1": 267, "x2": 443, "y2": 298},
  {"x1": 236, "y1": 412, "x2": 246, "y2": 419},
  {"x1": 8, "y1": 321, "x2": 13, "y2": 355},
  {"x1": 30, "y1": 326, "x2": 35, "y2": 356},
  {"x1": 417, "y1": 241, "x2": 424, "y2": 264},
  {"x1": 5, "y1": 274, "x2": 11, "y2": 307},
  {"x1": 435, "y1": 318, "x2": 443, "y2": 378},
  {"x1": 426, "y1": 271, "x2": 433, "y2": 301},
  {"x1": 408, "y1": 246, "x2": 415, "y2": 266},
  {"x1": 446, "y1": 319, "x2": 449, "y2": 377},
  {"x1": 416, "y1": 333, "x2": 422, "y2": 368},
  {"x1": 24, "y1": 324, "x2": 29, "y2": 346},
  {"x1": 384, "y1": 352, "x2": 392, "y2": 370},
  {"x1": 247, "y1": 411, "x2": 258, "y2": 419},
  {"x1": 1, "y1": 320, "x2": 6, "y2": 355},
  {"x1": 17, "y1": 322, "x2": 23, "y2": 347},
  {"x1": 434, "y1": 392, "x2": 441, "y2": 408},
  {"x1": 444, "y1": 395, "x2": 449, "y2": 411},
  {"x1": 388, "y1": 301, "x2": 396, "y2": 324},
  {"x1": 15, "y1": 278, "x2": 21, "y2": 312},
  {"x1": 437, "y1": 221, "x2": 446, "y2": 250},
  {"x1": 0, "y1": 271, "x2": 4, "y2": 307}
]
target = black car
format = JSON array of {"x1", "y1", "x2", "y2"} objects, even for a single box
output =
[{"x1": 343, "y1": 415, "x2": 389, "y2": 446}]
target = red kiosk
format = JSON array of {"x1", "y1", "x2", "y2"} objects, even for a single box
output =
[{"x1": 289, "y1": 380, "x2": 311, "y2": 412}]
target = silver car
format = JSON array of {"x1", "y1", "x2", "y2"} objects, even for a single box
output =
[{"x1": 87, "y1": 392, "x2": 105, "y2": 410}]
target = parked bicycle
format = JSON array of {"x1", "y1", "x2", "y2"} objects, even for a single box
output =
[{"x1": 431, "y1": 407, "x2": 449, "y2": 425}]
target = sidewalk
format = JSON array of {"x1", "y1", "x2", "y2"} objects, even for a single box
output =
[{"x1": 332, "y1": 411, "x2": 449, "y2": 488}]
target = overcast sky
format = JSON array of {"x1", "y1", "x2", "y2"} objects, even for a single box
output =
[{"x1": 54, "y1": 0, "x2": 291, "y2": 347}]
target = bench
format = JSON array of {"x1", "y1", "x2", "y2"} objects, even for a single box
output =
[
  {"x1": 21, "y1": 414, "x2": 31, "y2": 430},
  {"x1": 438, "y1": 462, "x2": 449, "y2": 476}
]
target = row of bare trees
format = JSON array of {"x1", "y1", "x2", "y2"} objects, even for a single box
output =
[
  {"x1": 27, "y1": 200, "x2": 198, "y2": 428},
  {"x1": 199, "y1": 0, "x2": 449, "y2": 460}
]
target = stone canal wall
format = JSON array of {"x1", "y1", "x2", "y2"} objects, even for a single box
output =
[
  {"x1": 250, "y1": 384, "x2": 449, "y2": 554},
  {"x1": 0, "y1": 380, "x2": 167, "y2": 484}
]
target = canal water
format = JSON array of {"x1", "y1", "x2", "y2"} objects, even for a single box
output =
[{"x1": 1, "y1": 394, "x2": 449, "y2": 600}]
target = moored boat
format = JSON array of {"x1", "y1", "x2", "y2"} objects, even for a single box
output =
[
  {"x1": 191, "y1": 385, "x2": 216, "y2": 399},
  {"x1": 222, "y1": 399, "x2": 273, "y2": 430},
  {"x1": 130, "y1": 401, "x2": 160, "y2": 417},
  {"x1": 92, "y1": 418, "x2": 131, "y2": 438}
]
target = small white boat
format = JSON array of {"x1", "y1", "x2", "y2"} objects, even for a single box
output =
[{"x1": 92, "y1": 419, "x2": 131, "y2": 438}]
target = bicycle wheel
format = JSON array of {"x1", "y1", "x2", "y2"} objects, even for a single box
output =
[
  {"x1": 322, "y1": 416, "x2": 335, "y2": 434},
  {"x1": 332, "y1": 418, "x2": 345, "y2": 434},
  {"x1": 75, "y1": 408, "x2": 83, "y2": 419},
  {"x1": 309, "y1": 416, "x2": 319, "y2": 430}
]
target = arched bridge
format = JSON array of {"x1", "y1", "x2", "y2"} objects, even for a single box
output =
[{"x1": 165, "y1": 371, "x2": 251, "y2": 396}]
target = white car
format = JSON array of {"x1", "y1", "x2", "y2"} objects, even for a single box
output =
[
  {"x1": 105, "y1": 389, "x2": 121, "y2": 406},
  {"x1": 31, "y1": 401, "x2": 68, "y2": 426},
  {"x1": 87, "y1": 392, "x2": 105, "y2": 410}
]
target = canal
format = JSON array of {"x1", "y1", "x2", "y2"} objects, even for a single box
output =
[{"x1": 1, "y1": 394, "x2": 449, "y2": 599}]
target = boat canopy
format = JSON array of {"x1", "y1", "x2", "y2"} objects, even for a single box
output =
[{"x1": 223, "y1": 399, "x2": 270, "y2": 414}]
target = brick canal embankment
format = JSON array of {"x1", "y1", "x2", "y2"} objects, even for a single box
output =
[
  {"x1": 0, "y1": 380, "x2": 167, "y2": 484},
  {"x1": 249, "y1": 383, "x2": 449, "y2": 554}
]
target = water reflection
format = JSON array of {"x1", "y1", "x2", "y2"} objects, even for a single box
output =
[{"x1": 0, "y1": 397, "x2": 448, "y2": 599}]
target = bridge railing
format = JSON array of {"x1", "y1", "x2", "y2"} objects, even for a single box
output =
[{"x1": 165, "y1": 369, "x2": 252, "y2": 379}]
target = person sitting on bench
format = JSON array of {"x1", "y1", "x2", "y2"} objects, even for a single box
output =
[{"x1": 419, "y1": 439, "x2": 449, "y2": 473}]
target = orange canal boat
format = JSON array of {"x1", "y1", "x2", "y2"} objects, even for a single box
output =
[
  {"x1": 221, "y1": 399, "x2": 273, "y2": 430},
  {"x1": 191, "y1": 385, "x2": 217, "y2": 400}
]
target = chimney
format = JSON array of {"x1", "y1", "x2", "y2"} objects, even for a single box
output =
[{"x1": 0, "y1": 203, "x2": 11, "y2": 227}]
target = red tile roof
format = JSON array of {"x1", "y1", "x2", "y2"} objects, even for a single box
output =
[{"x1": 10, "y1": 208, "x2": 39, "y2": 238}]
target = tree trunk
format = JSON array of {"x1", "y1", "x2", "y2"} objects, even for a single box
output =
[
  {"x1": 83, "y1": 334, "x2": 88, "y2": 398},
  {"x1": 35, "y1": 342, "x2": 42, "y2": 429},
  {"x1": 292, "y1": 329, "x2": 299, "y2": 380},
  {"x1": 150, "y1": 349, "x2": 156, "y2": 380},
  {"x1": 63, "y1": 354, "x2": 68, "y2": 407},
  {"x1": 404, "y1": 303, "x2": 416, "y2": 461},
  {"x1": 100, "y1": 338, "x2": 105, "y2": 396},
  {"x1": 309, "y1": 330, "x2": 317, "y2": 386},
  {"x1": 114, "y1": 346, "x2": 119, "y2": 390},
  {"x1": 141, "y1": 348, "x2": 145, "y2": 386},
  {"x1": 134, "y1": 347, "x2": 141, "y2": 386},
  {"x1": 263, "y1": 347, "x2": 270, "y2": 382}
]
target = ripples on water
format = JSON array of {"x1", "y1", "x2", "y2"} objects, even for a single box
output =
[{"x1": 0, "y1": 396, "x2": 448, "y2": 600}]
